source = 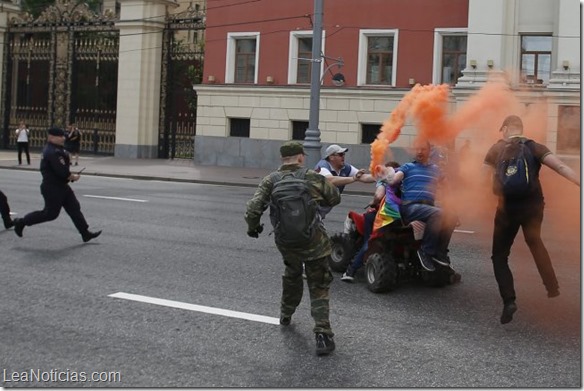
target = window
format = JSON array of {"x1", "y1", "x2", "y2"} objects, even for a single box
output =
[
  {"x1": 229, "y1": 118, "x2": 250, "y2": 138},
  {"x1": 556, "y1": 106, "x2": 580, "y2": 155},
  {"x1": 292, "y1": 121, "x2": 309, "y2": 140},
  {"x1": 235, "y1": 39, "x2": 256, "y2": 83},
  {"x1": 288, "y1": 31, "x2": 323, "y2": 84},
  {"x1": 358, "y1": 30, "x2": 398, "y2": 86},
  {"x1": 296, "y1": 38, "x2": 313, "y2": 84},
  {"x1": 361, "y1": 124, "x2": 381, "y2": 144},
  {"x1": 520, "y1": 35, "x2": 552, "y2": 85},
  {"x1": 226, "y1": 33, "x2": 259, "y2": 84},
  {"x1": 441, "y1": 35, "x2": 466, "y2": 85},
  {"x1": 432, "y1": 29, "x2": 467, "y2": 85},
  {"x1": 367, "y1": 37, "x2": 393, "y2": 84}
]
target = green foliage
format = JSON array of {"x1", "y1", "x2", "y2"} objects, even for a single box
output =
[{"x1": 22, "y1": 0, "x2": 103, "y2": 18}]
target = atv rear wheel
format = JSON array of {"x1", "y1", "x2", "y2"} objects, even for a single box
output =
[
  {"x1": 329, "y1": 233, "x2": 356, "y2": 272},
  {"x1": 365, "y1": 253, "x2": 398, "y2": 293}
]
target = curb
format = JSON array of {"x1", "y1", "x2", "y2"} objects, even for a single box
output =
[{"x1": 0, "y1": 165, "x2": 373, "y2": 196}]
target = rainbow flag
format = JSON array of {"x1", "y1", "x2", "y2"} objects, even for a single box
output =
[{"x1": 373, "y1": 186, "x2": 402, "y2": 232}]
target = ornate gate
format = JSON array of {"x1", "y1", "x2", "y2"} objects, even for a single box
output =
[
  {"x1": 158, "y1": 4, "x2": 205, "y2": 159},
  {"x1": 1, "y1": 0, "x2": 118, "y2": 154}
]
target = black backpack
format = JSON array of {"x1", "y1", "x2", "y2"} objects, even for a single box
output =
[
  {"x1": 494, "y1": 139, "x2": 537, "y2": 198},
  {"x1": 269, "y1": 168, "x2": 318, "y2": 246}
]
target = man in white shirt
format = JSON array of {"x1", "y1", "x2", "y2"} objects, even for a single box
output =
[{"x1": 314, "y1": 144, "x2": 376, "y2": 218}]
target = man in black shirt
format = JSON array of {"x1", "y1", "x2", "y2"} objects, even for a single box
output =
[
  {"x1": 13, "y1": 127, "x2": 101, "y2": 242},
  {"x1": 483, "y1": 115, "x2": 579, "y2": 324}
]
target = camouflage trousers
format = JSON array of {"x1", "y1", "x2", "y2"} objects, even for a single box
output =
[{"x1": 280, "y1": 255, "x2": 334, "y2": 336}]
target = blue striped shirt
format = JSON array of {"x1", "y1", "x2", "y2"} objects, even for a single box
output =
[{"x1": 398, "y1": 162, "x2": 441, "y2": 203}]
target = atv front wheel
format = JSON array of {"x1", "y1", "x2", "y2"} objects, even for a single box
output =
[
  {"x1": 365, "y1": 253, "x2": 398, "y2": 293},
  {"x1": 329, "y1": 233, "x2": 357, "y2": 272}
]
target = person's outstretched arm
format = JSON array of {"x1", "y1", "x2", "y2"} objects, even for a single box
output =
[{"x1": 542, "y1": 153, "x2": 580, "y2": 186}]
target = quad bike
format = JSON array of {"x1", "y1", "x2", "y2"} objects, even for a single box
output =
[{"x1": 330, "y1": 209, "x2": 461, "y2": 293}]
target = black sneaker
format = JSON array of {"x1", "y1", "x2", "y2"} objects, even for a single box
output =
[
  {"x1": 315, "y1": 333, "x2": 335, "y2": 356},
  {"x1": 13, "y1": 218, "x2": 25, "y2": 237},
  {"x1": 417, "y1": 249, "x2": 435, "y2": 272},
  {"x1": 500, "y1": 302, "x2": 517, "y2": 324},
  {"x1": 82, "y1": 230, "x2": 102, "y2": 243},
  {"x1": 279, "y1": 315, "x2": 291, "y2": 326},
  {"x1": 432, "y1": 254, "x2": 451, "y2": 266}
]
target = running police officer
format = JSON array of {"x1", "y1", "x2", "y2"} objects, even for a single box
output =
[{"x1": 13, "y1": 127, "x2": 101, "y2": 242}]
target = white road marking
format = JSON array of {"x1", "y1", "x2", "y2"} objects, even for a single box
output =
[
  {"x1": 83, "y1": 195, "x2": 148, "y2": 203},
  {"x1": 454, "y1": 229, "x2": 475, "y2": 234},
  {"x1": 108, "y1": 292, "x2": 280, "y2": 325}
]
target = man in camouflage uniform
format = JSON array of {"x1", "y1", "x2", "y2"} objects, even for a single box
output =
[{"x1": 245, "y1": 141, "x2": 341, "y2": 356}]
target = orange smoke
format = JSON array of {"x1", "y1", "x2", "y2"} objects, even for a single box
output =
[
  {"x1": 369, "y1": 84, "x2": 424, "y2": 173},
  {"x1": 410, "y1": 84, "x2": 451, "y2": 145},
  {"x1": 369, "y1": 80, "x2": 537, "y2": 171}
]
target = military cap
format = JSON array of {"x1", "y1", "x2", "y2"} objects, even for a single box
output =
[{"x1": 280, "y1": 141, "x2": 306, "y2": 157}]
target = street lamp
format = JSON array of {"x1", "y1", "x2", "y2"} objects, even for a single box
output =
[
  {"x1": 303, "y1": 0, "x2": 324, "y2": 169},
  {"x1": 303, "y1": 0, "x2": 345, "y2": 168}
]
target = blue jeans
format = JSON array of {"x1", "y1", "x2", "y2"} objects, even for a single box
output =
[
  {"x1": 349, "y1": 210, "x2": 376, "y2": 272},
  {"x1": 400, "y1": 202, "x2": 453, "y2": 257}
]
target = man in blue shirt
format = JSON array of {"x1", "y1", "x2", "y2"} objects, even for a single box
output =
[{"x1": 387, "y1": 139, "x2": 455, "y2": 271}]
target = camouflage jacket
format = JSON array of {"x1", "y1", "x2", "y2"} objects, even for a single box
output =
[{"x1": 245, "y1": 163, "x2": 341, "y2": 260}]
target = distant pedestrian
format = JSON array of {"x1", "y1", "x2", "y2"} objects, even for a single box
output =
[
  {"x1": 483, "y1": 115, "x2": 580, "y2": 324},
  {"x1": 0, "y1": 189, "x2": 14, "y2": 229},
  {"x1": 15, "y1": 121, "x2": 30, "y2": 165},
  {"x1": 245, "y1": 141, "x2": 340, "y2": 356},
  {"x1": 65, "y1": 123, "x2": 81, "y2": 166},
  {"x1": 13, "y1": 127, "x2": 101, "y2": 242},
  {"x1": 314, "y1": 144, "x2": 376, "y2": 218}
]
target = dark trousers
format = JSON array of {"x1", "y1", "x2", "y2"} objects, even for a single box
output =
[
  {"x1": 0, "y1": 190, "x2": 10, "y2": 222},
  {"x1": 491, "y1": 203, "x2": 558, "y2": 304},
  {"x1": 280, "y1": 255, "x2": 334, "y2": 335},
  {"x1": 23, "y1": 182, "x2": 89, "y2": 235},
  {"x1": 17, "y1": 142, "x2": 30, "y2": 165},
  {"x1": 401, "y1": 203, "x2": 455, "y2": 257}
]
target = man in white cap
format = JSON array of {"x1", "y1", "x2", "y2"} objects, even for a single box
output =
[{"x1": 314, "y1": 144, "x2": 376, "y2": 218}]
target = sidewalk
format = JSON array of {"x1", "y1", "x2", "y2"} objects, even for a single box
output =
[{"x1": 0, "y1": 150, "x2": 375, "y2": 195}]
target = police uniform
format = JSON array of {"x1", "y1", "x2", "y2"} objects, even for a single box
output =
[
  {"x1": 0, "y1": 189, "x2": 13, "y2": 229},
  {"x1": 245, "y1": 141, "x2": 340, "y2": 354},
  {"x1": 13, "y1": 127, "x2": 101, "y2": 242}
]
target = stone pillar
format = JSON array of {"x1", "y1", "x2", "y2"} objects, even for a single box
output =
[
  {"x1": 548, "y1": 0, "x2": 580, "y2": 89},
  {"x1": 456, "y1": 0, "x2": 509, "y2": 88},
  {"x1": 114, "y1": 0, "x2": 178, "y2": 158}
]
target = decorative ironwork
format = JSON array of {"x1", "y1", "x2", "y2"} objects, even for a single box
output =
[
  {"x1": 1, "y1": 0, "x2": 120, "y2": 155},
  {"x1": 158, "y1": 5, "x2": 205, "y2": 159},
  {"x1": 10, "y1": 0, "x2": 117, "y2": 30}
]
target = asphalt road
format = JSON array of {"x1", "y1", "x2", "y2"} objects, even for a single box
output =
[{"x1": 0, "y1": 170, "x2": 580, "y2": 388}]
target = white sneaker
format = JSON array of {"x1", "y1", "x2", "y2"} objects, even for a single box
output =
[{"x1": 341, "y1": 272, "x2": 354, "y2": 282}]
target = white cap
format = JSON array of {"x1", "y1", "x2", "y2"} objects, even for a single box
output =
[{"x1": 324, "y1": 144, "x2": 349, "y2": 158}]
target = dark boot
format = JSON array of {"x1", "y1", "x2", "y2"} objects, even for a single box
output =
[
  {"x1": 82, "y1": 230, "x2": 102, "y2": 243},
  {"x1": 500, "y1": 301, "x2": 517, "y2": 324},
  {"x1": 13, "y1": 218, "x2": 25, "y2": 237},
  {"x1": 315, "y1": 333, "x2": 335, "y2": 356},
  {"x1": 3, "y1": 216, "x2": 13, "y2": 229}
]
